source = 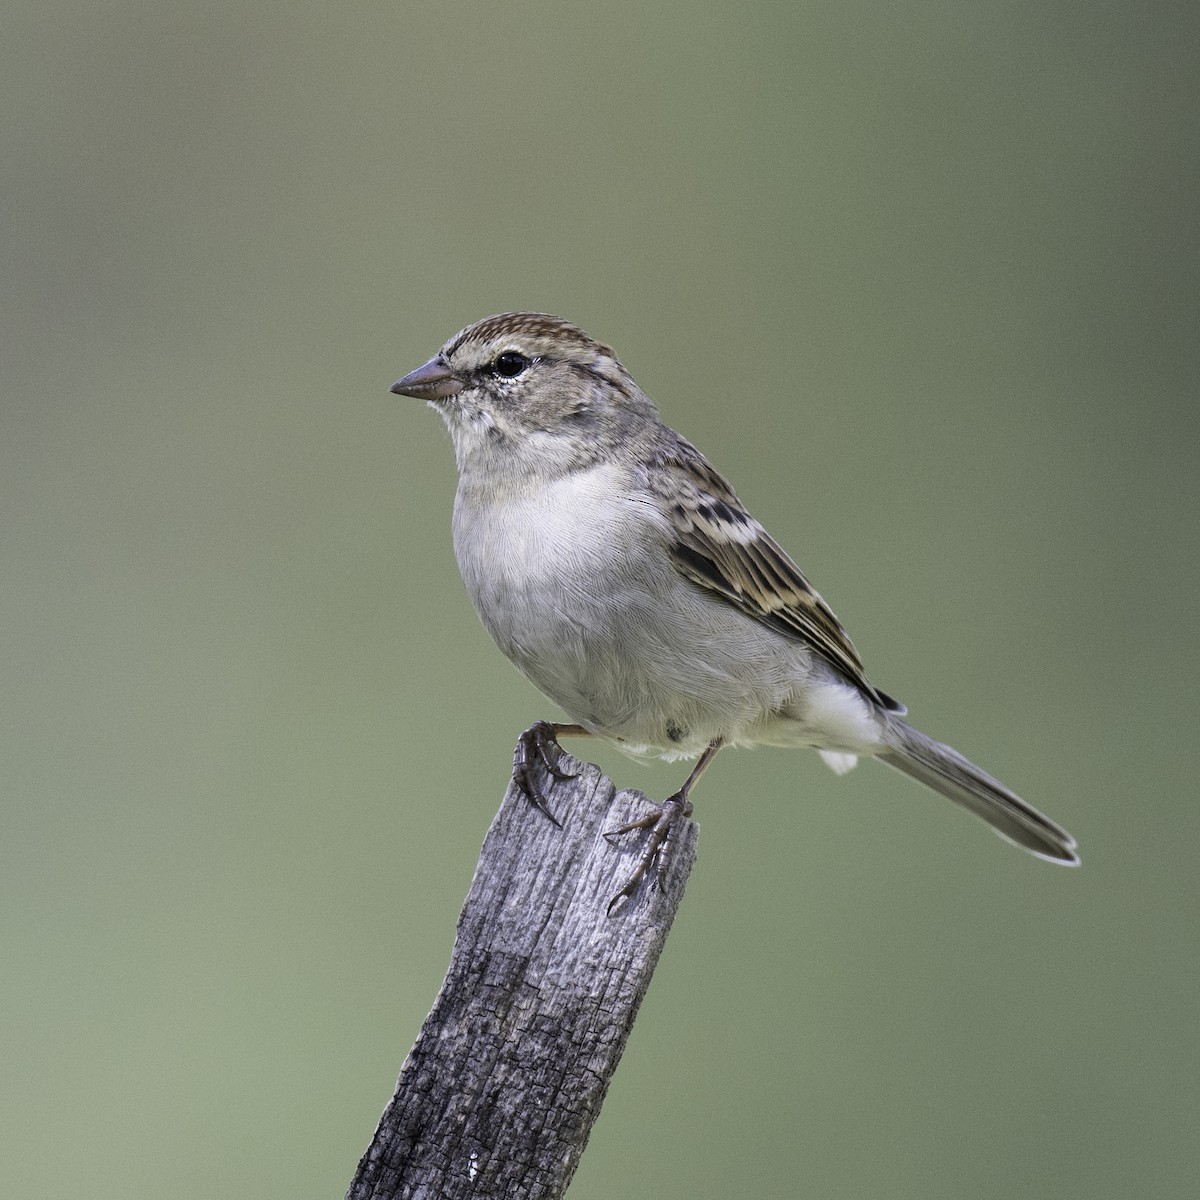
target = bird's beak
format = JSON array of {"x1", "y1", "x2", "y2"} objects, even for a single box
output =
[{"x1": 390, "y1": 354, "x2": 465, "y2": 401}]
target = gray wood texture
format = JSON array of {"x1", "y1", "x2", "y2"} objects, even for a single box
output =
[{"x1": 346, "y1": 752, "x2": 698, "y2": 1200}]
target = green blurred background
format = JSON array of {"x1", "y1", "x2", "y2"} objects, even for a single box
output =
[{"x1": 4, "y1": 2, "x2": 1197, "y2": 1196}]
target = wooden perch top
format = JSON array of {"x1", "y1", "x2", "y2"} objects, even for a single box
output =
[{"x1": 347, "y1": 753, "x2": 699, "y2": 1200}]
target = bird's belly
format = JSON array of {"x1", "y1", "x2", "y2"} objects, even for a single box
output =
[{"x1": 484, "y1": 592, "x2": 748, "y2": 756}]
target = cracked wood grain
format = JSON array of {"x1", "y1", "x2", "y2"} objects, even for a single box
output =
[{"x1": 346, "y1": 752, "x2": 698, "y2": 1200}]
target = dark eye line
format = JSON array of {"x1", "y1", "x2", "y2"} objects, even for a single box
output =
[{"x1": 569, "y1": 359, "x2": 633, "y2": 401}]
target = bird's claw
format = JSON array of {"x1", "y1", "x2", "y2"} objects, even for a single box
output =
[
  {"x1": 512, "y1": 720, "x2": 578, "y2": 826},
  {"x1": 603, "y1": 792, "x2": 693, "y2": 915}
]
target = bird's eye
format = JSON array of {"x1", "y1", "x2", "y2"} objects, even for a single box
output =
[{"x1": 493, "y1": 350, "x2": 530, "y2": 378}]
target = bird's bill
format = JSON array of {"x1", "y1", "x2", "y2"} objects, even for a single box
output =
[{"x1": 389, "y1": 354, "x2": 464, "y2": 400}]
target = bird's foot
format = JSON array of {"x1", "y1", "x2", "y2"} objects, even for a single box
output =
[
  {"x1": 603, "y1": 792, "x2": 693, "y2": 915},
  {"x1": 512, "y1": 720, "x2": 580, "y2": 826}
]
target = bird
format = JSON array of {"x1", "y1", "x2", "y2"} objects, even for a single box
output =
[{"x1": 390, "y1": 312, "x2": 1078, "y2": 910}]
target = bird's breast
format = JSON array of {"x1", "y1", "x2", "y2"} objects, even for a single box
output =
[{"x1": 452, "y1": 463, "x2": 650, "y2": 648}]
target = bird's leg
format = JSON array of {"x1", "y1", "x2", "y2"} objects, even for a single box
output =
[
  {"x1": 604, "y1": 739, "x2": 723, "y2": 915},
  {"x1": 512, "y1": 720, "x2": 591, "y2": 826}
]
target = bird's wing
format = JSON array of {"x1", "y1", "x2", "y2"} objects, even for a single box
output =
[{"x1": 645, "y1": 438, "x2": 904, "y2": 714}]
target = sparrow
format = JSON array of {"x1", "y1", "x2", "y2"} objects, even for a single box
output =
[{"x1": 391, "y1": 312, "x2": 1078, "y2": 910}]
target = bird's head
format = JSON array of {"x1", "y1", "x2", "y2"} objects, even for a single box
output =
[{"x1": 391, "y1": 312, "x2": 657, "y2": 479}]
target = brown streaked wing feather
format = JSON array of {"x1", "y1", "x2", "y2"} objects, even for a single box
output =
[{"x1": 652, "y1": 440, "x2": 903, "y2": 713}]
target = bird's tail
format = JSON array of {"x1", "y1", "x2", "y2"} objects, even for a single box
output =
[{"x1": 878, "y1": 720, "x2": 1079, "y2": 864}]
